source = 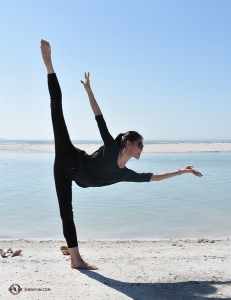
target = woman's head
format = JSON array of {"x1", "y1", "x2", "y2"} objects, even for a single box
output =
[{"x1": 115, "y1": 131, "x2": 144, "y2": 159}]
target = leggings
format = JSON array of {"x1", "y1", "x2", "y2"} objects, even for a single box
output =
[{"x1": 48, "y1": 73, "x2": 79, "y2": 248}]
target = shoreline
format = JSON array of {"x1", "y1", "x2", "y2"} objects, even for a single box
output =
[
  {"x1": 1, "y1": 238, "x2": 230, "y2": 299},
  {"x1": 1, "y1": 236, "x2": 230, "y2": 242},
  {"x1": 1, "y1": 142, "x2": 231, "y2": 153}
]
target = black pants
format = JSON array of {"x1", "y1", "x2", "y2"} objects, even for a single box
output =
[{"x1": 48, "y1": 73, "x2": 79, "y2": 248}]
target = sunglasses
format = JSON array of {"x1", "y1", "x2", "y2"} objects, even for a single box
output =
[{"x1": 134, "y1": 142, "x2": 144, "y2": 150}]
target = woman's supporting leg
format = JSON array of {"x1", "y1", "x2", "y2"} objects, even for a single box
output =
[
  {"x1": 40, "y1": 39, "x2": 98, "y2": 269},
  {"x1": 54, "y1": 159, "x2": 97, "y2": 269},
  {"x1": 54, "y1": 162, "x2": 78, "y2": 247}
]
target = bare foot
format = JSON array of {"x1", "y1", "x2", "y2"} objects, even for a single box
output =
[
  {"x1": 71, "y1": 258, "x2": 98, "y2": 270},
  {"x1": 40, "y1": 39, "x2": 51, "y2": 63},
  {"x1": 40, "y1": 39, "x2": 54, "y2": 73},
  {"x1": 69, "y1": 246, "x2": 98, "y2": 270}
]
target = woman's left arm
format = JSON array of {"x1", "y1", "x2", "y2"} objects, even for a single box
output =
[
  {"x1": 80, "y1": 72, "x2": 102, "y2": 116},
  {"x1": 150, "y1": 165, "x2": 203, "y2": 181}
]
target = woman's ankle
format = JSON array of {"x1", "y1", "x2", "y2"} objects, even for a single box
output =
[
  {"x1": 68, "y1": 246, "x2": 81, "y2": 258},
  {"x1": 45, "y1": 62, "x2": 54, "y2": 74}
]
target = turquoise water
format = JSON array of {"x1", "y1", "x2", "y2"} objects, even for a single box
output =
[{"x1": 0, "y1": 152, "x2": 230, "y2": 240}]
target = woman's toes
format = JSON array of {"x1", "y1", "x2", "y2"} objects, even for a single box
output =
[{"x1": 70, "y1": 261, "x2": 98, "y2": 270}]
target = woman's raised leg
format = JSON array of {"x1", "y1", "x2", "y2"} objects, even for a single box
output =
[{"x1": 40, "y1": 39, "x2": 74, "y2": 160}]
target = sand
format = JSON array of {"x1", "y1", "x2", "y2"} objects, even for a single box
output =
[
  {"x1": 0, "y1": 142, "x2": 231, "y2": 153},
  {"x1": 0, "y1": 238, "x2": 230, "y2": 299}
]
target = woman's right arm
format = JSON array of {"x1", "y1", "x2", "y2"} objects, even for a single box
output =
[
  {"x1": 150, "y1": 165, "x2": 203, "y2": 181},
  {"x1": 80, "y1": 72, "x2": 102, "y2": 116}
]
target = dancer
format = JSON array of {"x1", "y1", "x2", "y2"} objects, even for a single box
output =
[{"x1": 40, "y1": 39, "x2": 202, "y2": 270}]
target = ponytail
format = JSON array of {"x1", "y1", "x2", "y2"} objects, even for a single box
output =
[
  {"x1": 115, "y1": 133, "x2": 125, "y2": 149},
  {"x1": 115, "y1": 131, "x2": 142, "y2": 150}
]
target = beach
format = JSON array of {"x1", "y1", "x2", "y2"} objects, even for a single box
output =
[
  {"x1": 0, "y1": 238, "x2": 230, "y2": 299},
  {"x1": 1, "y1": 142, "x2": 231, "y2": 299},
  {"x1": 0, "y1": 141, "x2": 231, "y2": 153}
]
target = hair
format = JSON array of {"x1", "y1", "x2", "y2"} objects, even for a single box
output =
[{"x1": 115, "y1": 131, "x2": 143, "y2": 150}]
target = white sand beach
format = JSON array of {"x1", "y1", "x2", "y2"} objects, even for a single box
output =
[
  {"x1": 0, "y1": 142, "x2": 231, "y2": 153},
  {"x1": 0, "y1": 238, "x2": 230, "y2": 299}
]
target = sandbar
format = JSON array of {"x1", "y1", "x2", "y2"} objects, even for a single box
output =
[{"x1": 0, "y1": 142, "x2": 231, "y2": 153}]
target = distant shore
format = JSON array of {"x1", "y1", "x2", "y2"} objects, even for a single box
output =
[{"x1": 0, "y1": 142, "x2": 231, "y2": 153}]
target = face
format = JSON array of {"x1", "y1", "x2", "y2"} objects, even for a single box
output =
[{"x1": 129, "y1": 138, "x2": 144, "y2": 159}]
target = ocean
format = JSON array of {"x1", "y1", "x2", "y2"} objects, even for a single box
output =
[{"x1": 0, "y1": 140, "x2": 231, "y2": 240}]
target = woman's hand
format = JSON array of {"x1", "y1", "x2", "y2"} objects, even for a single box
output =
[
  {"x1": 80, "y1": 72, "x2": 91, "y2": 91},
  {"x1": 80, "y1": 72, "x2": 102, "y2": 116},
  {"x1": 182, "y1": 165, "x2": 203, "y2": 177}
]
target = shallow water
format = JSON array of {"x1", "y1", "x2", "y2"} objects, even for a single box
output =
[{"x1": 0, "y1": 152, "x2": 230, "y2": 239}]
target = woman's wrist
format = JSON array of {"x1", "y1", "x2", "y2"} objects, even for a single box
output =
[
  {"x1": 178, "y1": 169, "x2": 182, "y2": 175},
  {"x1": 181, "y1": 169, "x2": 191, "y2": 174},
  {"x1": 85, "y1": 86, "x2": 92, "y2": 93}
]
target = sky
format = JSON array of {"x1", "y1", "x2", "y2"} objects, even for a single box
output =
[{"x1": 0, "y1": 0, "x2": 230, "y2": 140}]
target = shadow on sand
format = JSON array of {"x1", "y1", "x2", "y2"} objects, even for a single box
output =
[{"x1": 78, "y1": 270, "x2": 231, "y2": 300}]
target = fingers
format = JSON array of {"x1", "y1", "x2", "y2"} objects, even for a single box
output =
[
  {"x1": 183, "y1": 165, "x2": 194, "y2": 170},
  {"x1": 183, "y1": 165, "x2": 203, "y2": 177},
  {"x1": 187, "y1": 165, "x2": 194, "y2": 169},
  {"x1": 81, "y1": 72, "x2": 91, "y2": 87},
  {"x1": 84, "y1": 72, "x2": 90, "y2": 81},
  {"x1": 192, "y1": 170, "x2": 203, "y2": 177}
]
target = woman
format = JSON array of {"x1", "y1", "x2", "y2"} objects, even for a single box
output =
[{"x1": 40, "y1": 39, "x2": 202, "y2": 270}]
